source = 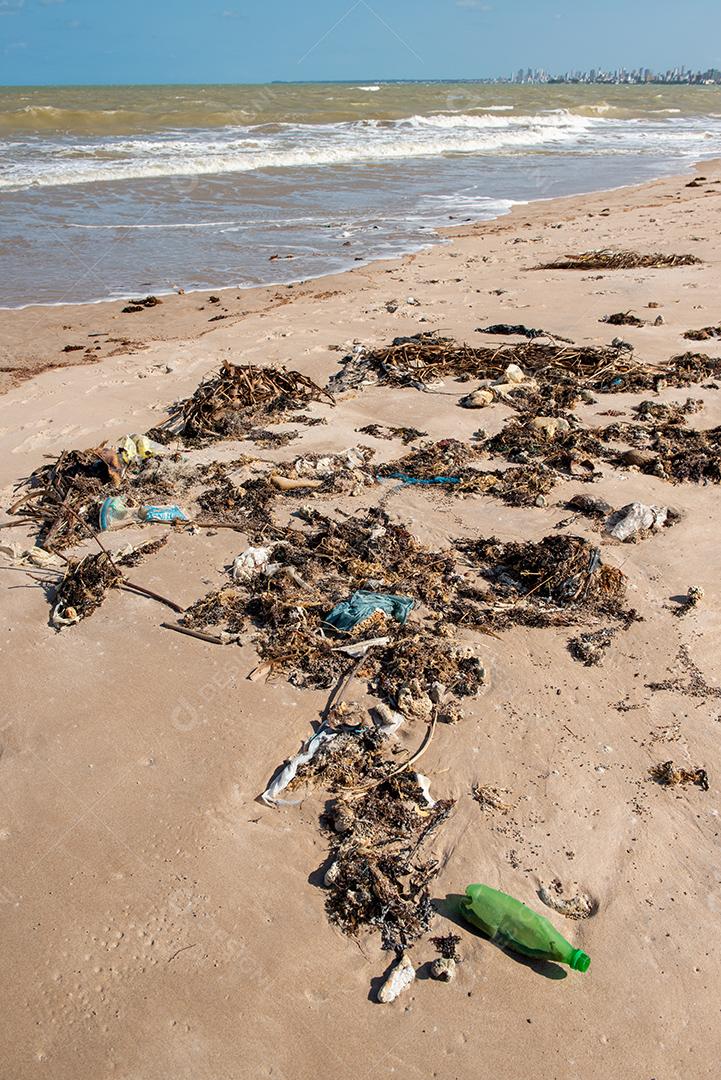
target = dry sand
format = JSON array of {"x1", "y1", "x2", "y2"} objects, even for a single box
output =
[{"x1": 1, "y1": 162, "x2": 721, "y2": 1079}]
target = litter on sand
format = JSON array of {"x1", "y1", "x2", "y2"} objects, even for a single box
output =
[{"x1": 324, "y1": 590, "x2": 414, "y2": 633}]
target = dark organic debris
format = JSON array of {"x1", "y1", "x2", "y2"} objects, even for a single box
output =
[
  {"x1": 482, "y1": 418, "x2": 604, "y2": 477},
  {"x1": 377, "y1": 438, "x2": 557, "y2": 507},
  {"x1": 647, "y1": 645, "x2": 721, "y2": 700},
  {"x1": 183, "y1": 506, "x2": 488, "y2": 710},
  {"x1": 358, "y1": 423, "x2": 427, "y2": 444},
  {"x1": 122, "y1": 295, "x2": 162, "y2": 313},
  {"x1": 166, "y1": 361, "x2": 334, "y2": 443},
  {"x1": 10, "y1": 446, "x2": 125, "y2": 550},
  {"x1": 683, "y1": 324, "x2": 721, "y2": 341},
  {"x1": 476, "y1": 323, "x2": 547, "y2": 339},
  {"x1": 568, "y1": 626, "x2": 618, "y2": 666},
  {"x1": 600, "y1": 312, "x2": 645, "y2": 327},
  {"x1": 632, "y1": 398, "x2": 703, "y2": 425},
  {"x1": 330, "y1": 336, "x2": 721, "y2": 415},
  {"x1": 430, "y1": 933, "x2": 461, "y2": 961},
  {"x1": 52, "y1": 551, "x2": 122, "y2": 625},
  {"x1": 602, "y1": 417, "x2": 721, "y2": 484},
  {"x1": 320, "y1": 760, "x2": 454, "y2": 951},
  {"x1": 50, "y1": 538, "x2": 167, "y2": 627},
  {"x1": 649, "y1": 760, "x2": 709, "y2": 792},
  {"x1": 455, "y1": 534, "x2": 629, "y2": 630},
  {"x1": 532, "y1": 250, "x2": 702, "y2": 271}
]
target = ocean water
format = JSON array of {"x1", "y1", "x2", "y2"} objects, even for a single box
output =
[{"x1": 1, "y1": 82, "x2": 720, "y2": 307}]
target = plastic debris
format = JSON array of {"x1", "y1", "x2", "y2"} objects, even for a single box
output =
[
  {"x1": 324, "y1": 590, "x2": 414, "y2": 633},
  {"x1": 261, "y1": 729, "x2": 338, "y2": 806},
  {"x1": 604, "y1": 502, "x2": 668, "y2": 542},
  {"x1": 232, "y1": 546, "x2": 272, "y2": 582},
  {"x1": 141, "y1": 505, "x2": 189, "y2": 524},
  {"x1": 461, "y1": 883, "x2": 591, "y2": 971}
]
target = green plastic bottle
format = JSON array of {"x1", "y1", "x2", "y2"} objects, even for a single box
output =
[{"x1": 460, "y1": 884, "x2": 591, "y2": 972}]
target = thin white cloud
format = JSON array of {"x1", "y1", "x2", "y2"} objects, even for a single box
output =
[
  {"x1": 0, "y1": 0, "x2": 26, "y2": 14},
  {"x1": 456, "y1": 0, "x2": 493, "y2": 9}
]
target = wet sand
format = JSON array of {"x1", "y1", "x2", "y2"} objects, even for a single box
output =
[{"x1": 1, "y1": 161, "x2": 720, "y2": 1080}]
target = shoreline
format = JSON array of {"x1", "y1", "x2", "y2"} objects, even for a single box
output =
[
  {"x1": 0, "y1": 156, "x2": 716, "y2": 398},
  {"x1": 0, "y1": 154, "x2": 708, "y2": 317}
]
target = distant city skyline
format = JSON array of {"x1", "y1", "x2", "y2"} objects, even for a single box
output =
[
  {"x1": 506, "y1": 66, "x2": 721, "y2": 85},
  {"x1": 1, "y1": 0, "x2": 721, "y2": 86}
]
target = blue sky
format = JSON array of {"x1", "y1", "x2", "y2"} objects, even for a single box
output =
[{"x1": 1, "y1": 0, "x2": 720, "y2": 85}]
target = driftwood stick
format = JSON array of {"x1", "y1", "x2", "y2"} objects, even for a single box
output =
[
  {"x1": 121, "y1": 581, "x2": 184, "y2": 613},
  {"x1": 160, "y1": 622, "x2": 225, "y2": 644}
]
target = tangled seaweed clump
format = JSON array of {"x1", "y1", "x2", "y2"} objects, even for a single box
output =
[
  {"x1": 532, "y1": 250, "x2": 702, "y2": 271},
  {"x1": 181, "y1": 506, "x2": 488, "y2": 724},
  {"x1": 284, "y1": 731, "x2": 453, "y2": 951},
  {"x1": 158, "y1": 361, "x2": 334, "y2": 444},
  {"x1": 455, "y1": 534, "x2": 629, "y2": 630},
  {"x1": 376, "y1": 438, "x2": 558, "y2": 507},
  {"x1": 330, "y1": 335, "x2": 721, "y2": 416}
]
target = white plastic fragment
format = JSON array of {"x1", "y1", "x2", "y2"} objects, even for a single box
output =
[
  {"x1": 261, "y1": 730, "x2": 337, "y2": 806},
  {"x1": 333, "y1": 636, "x2": 390, "y2": 658},
  {"x1": 371, "y1": 702, "x2": 405, "y2": 736},
  {"x1": 604, "y1": 502, "x2": 668, "y2": 542},
  {"x1": 232, "y1": 546, "x2": 271, "y2": 581},
  {"x1": 377, "y1": 954, "x2": 416, "y2": 1004},
  {"x1": 414, "y1": 773, "x2": 436, "y2": 808}
]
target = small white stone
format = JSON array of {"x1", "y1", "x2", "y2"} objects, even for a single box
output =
[{"x1": 377, "y1": 954, "x2": 416, "y2": 1003}]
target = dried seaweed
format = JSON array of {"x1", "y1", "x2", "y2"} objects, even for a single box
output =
[
  {"x1": 167, "y1": 361, "x2": 334, "y2": 443},
  {"x1": 430, "y1": 933, "x2": 462, "y2": 961},
  {"x1": 455, "y1": 534, "x2": 628, "y2": 629},
  {"x1": 600, "y1": 312, "x2": 645, "y2": 327},
  {"x1": 358, "y1": 423, "x2": 427, "y2": 444},
  {"x1": 52, "y1": 551, "x2": 123, "y2": 624},
  {"x1": 649, "y1": 761, "x2": 709, "y2": 791},
  {"x1": 182, "y1": 585, "x2": 247, "y2": 634},
  {"x1": 483, "y1": 418, "x2": 605, "y2": 476},
  {"x1": 532, "y1": 250, "x2": 702, "y2": 271},
  {"x1": 603, "y1": 421, "x2": 721, "y2": 484},
  {"x1": 376, "y1": 439, "x2": 558, "y2": 507},
  {"x1": 10, "y1": 446, "x2": 123, "y2": 550},
  {"x1": 330, "y1": 335, "x2": 721, "y2": 412},
  {"x1": 568, "y1": 626, "x2": 618, "y2": 666},
  {"x1": 476, "y1": 323, "x2": 546, "y2": 338},
  {"x1": 51, "y1": 538, "x2": 170, "y2": 626},
  {"x1": 683, "y1": 325, "x2": 721, "y2": 341},
  {"x1": 647, "y1": 646, "x2": 721, "y2": 700},
  {"x1": 314, "y1": 749, "x2": 454, "y2": 950}
]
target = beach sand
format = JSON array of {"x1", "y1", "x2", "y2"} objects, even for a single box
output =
[{"x1": 1, "y1": 161, "x2": 720, "y2": 1079}]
